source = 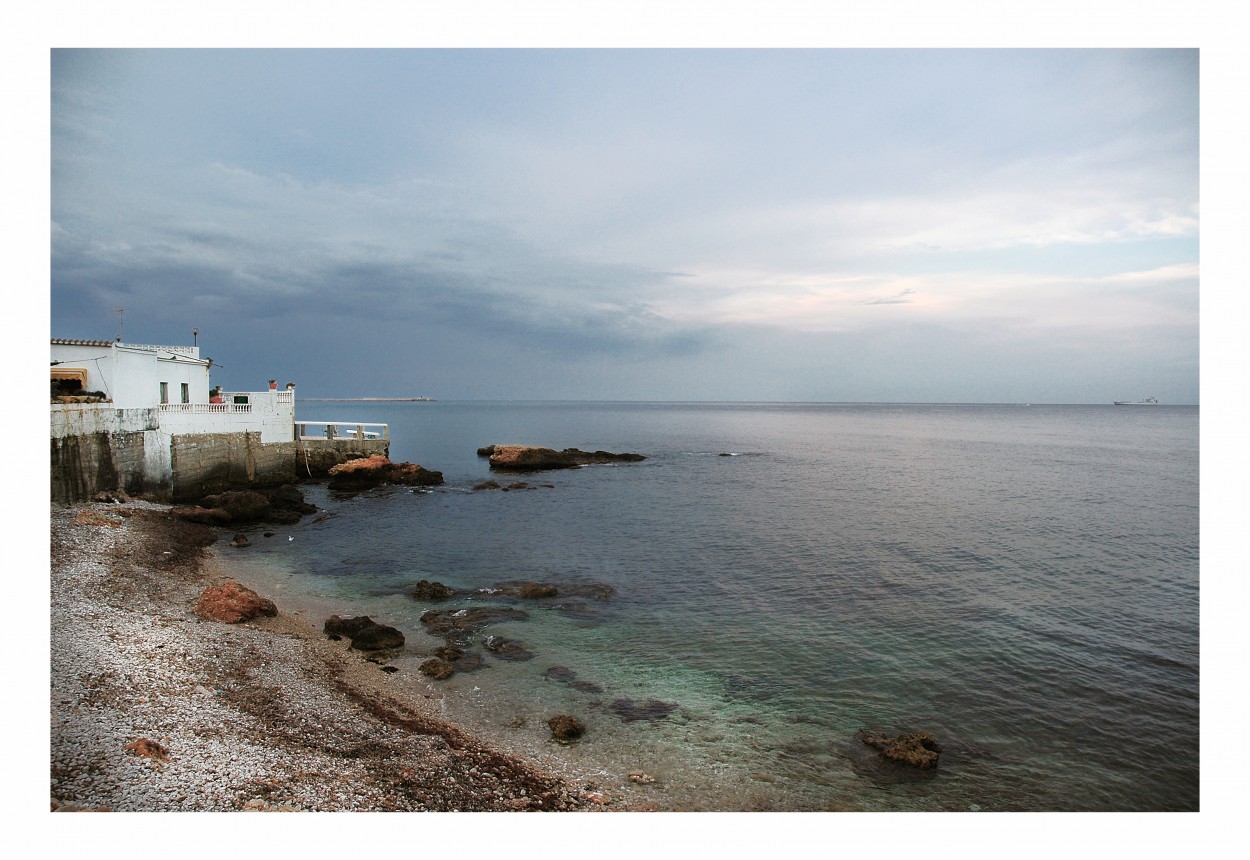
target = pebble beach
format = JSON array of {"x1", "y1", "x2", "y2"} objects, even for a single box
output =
[{"x1": 49, "y1": 499, "x2": 595, "y2": 813}]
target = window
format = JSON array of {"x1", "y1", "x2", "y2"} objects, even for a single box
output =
[
  {"x1": 159, "y1": 382, "x2": 168, "y2": 404},
  {"x1": 181, "y1": 383, "x2": 190, "y2": 404}
]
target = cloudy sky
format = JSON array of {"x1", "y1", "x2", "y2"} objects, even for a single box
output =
[{"x1": 50, "y1": 47, "x2": 1198, "y2": 402}]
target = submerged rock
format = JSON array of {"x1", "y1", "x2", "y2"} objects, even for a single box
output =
[
  {"x1": 548, "y1": 714, "x2": 586, "y2": 743},
  {"x1": 542, "y1": 665, "x2": 604, "y2": 694},
  {"x1": 488, "y1": 581, "x2": 560, "y2": 600},
  {"x1": 420, "y1": 606, "x2": 530, "y2": 641},
  {"x1": 419, "y1": 657, "x2": 456, "y2": 680},
  {"x1": 484, "y1": 635, "x2": 535, "y2": 661},
  {"x1": 435, "y1": 646, "x2": 484, "y2": 673},
  {"x1": 607, "y1": 698, "x2": 679, "y2": 723},
  {"x1": 858, "y1": 730, "x2": 942, "y2": 769}
]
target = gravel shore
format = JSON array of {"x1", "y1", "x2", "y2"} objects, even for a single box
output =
[{"x1": 49, "y1": 499, "x2": 591, "y2": 813}]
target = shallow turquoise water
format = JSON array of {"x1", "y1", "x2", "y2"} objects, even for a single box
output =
[{"x1": 237, "y1": 402, "x2": 1199, "y2": 810}]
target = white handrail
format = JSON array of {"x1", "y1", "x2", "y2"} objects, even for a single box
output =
[{"x1": 296, "y1": 420, "x2": 389, "y2": 441}]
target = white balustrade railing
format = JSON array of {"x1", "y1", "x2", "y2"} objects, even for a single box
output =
[
  {"x1": 297, "y1": 420, "x2": 389, "y2": 442},
  {"x1": 159, "y1": 402, "x2": 253, "y2": 414}
]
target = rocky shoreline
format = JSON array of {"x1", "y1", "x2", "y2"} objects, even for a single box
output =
[{"x1": 49, "y1": 499, "x2": 596, "y2": 812}]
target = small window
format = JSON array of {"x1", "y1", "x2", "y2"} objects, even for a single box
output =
[
  {"x1": 181, "y1": 383, "x2": 190, "y2": 404},
  {"x1": 232, "y1": 395, "x2": 250, "y2": 405},
  {"x1": 159, "y1": 382, "x2": 168, "y2": 404}
]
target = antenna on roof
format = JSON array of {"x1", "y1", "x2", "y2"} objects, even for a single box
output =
[
  {"x1": 114, "y1": 307, "x2": 124, "y2": 342},
  {"x1": 193, "y1": 327, "x2": 199, "y2": 347}
]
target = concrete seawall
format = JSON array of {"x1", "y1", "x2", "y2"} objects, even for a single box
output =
[{"x1": 52, "y1": 428, "x2": 389, "y2": 503}]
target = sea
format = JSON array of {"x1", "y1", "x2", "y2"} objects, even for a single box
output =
[{"x1": 230, "y1": 401, "x2": 1199, "y2": 812}]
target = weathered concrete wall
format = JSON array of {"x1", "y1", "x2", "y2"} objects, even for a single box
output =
[
  {"x1": 51, "y1": 404, "x2": 160, "y2": 439},
  {"x1": 51, "y1": 424, "x2": 390, "y2": 504},
  {"x1": 170, "y1": 433, "x2": 298, "y2": 501},
  {"x1": 50, "y1": 430, "x2": 169, "y2": 502}
]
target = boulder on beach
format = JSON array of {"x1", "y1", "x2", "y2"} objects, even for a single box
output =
[
  {"x1": 124, "y1": 738, "x2": 170, "y2": 762},
  {"x1": 170, "y1": 505, "x2": 233, "y2": 525},
  {"x1": 547, "y1": 714, "x2": 586, "y2": 743},
  {"x1": 858, "y1": 730, "x2": 943, "y2": 769},
  {"x1": 195, "y1": 580, "x2": 277, "y2": 624},
  {"x1": 201, "y1": 490, "x2": 272, "y2": 522},
  {"x1": 172, "y1": 485, "x2": 318, "y2": 525},
  {"x1": 484, "y1": 445, "x2": 646, "y2": 472},
  {"x1": 328, "y1": 455, "x2": 444, "y2": 492},
  {"x1": 323, "y1": 614, "x2": 405, "y2": 651}
]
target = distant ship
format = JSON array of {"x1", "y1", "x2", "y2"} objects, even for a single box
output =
[{"x1": 1113, "y1": 397, "x2": 1158, "y2": 405}]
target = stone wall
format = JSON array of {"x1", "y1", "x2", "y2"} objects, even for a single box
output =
[
  {"x1": 51, "y1": 430, "x2": 169, "y2": 503},
  {"x1": 170, "y1": 433, "x2": 298, "y2": 501},
  {"x1": 51, "y1": 427, "x2": 390, "y2": 504}
]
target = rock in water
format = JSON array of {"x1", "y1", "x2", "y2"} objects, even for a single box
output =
[
  {"x1": 419, "y1": 658, "x2": 455, "y2": 680},
  {"x1": 323, "y1": 614, "x2": 405, "y2": 650},
  {"x1": 195, "y1": 580, "x2": 277, "y2": 623},
  {"x1": 858, "y1": 730, "x2": 943, "y2": 769},
  {"x1": 410, "y1": 579, "x2": 457, "y2": 600},
  {"x1": 485, "y1": 445, "x2": 646, "y2": 471},
  {"x1": 328, "y1": 455, "x2": 444, "y2": 491},
  {"x1": 547, "y1": 714, "x2": 586, "y2": 742}
]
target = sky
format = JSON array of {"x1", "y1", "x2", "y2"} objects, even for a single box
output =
[{"x1": 50, "y1": 47, "x2": 1198, "y2": 402}]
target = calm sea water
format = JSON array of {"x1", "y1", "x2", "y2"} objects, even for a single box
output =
[{"x1": 237, "y1": 401, "x2": 1198, "y2": 811}]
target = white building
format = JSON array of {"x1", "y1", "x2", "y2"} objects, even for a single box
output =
[
  {"x1": 51, "y1": 337, "x2": 297, "y2": 501},
  {"x1": 51, "y1": 338, "x2": 212, "y2": 409},
  {"x1": 50, "y1": 338, "x2": 295, "y2": 444},
  {"x1": 50, "y1": 336, "x2": 388, "y2": 502}
]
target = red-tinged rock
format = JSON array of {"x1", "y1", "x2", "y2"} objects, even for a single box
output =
[
  {"x1": 488, "y1": 446, "x2": 579, "y2": 471},
  {"x1": 485, "y1": 445, "x2": 646, "y2": 471},
  {"x1": 124, "y1": 738, "x2": 169, "y2": 762},
  {"x1": 328, "y1": 455, "x2": 443, "y2": 491},
  {"x1": 74, "y1": 509, "x2": 120, "y2": 527},
  {"x1": 195, "y1": 580, "x2": 278, "y2": 623}
]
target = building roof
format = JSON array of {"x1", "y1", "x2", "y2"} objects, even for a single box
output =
[{"x1": 51, "y1": 338, "x2": 115, "y2": 348}]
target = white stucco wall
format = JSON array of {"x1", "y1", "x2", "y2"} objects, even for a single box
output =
[
  {"x1": 51, "y1": 341, "x2": 211, "y2": 409},
  {"x1": 50, "y1": 343, "x2": 117, "y2": 397}
]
